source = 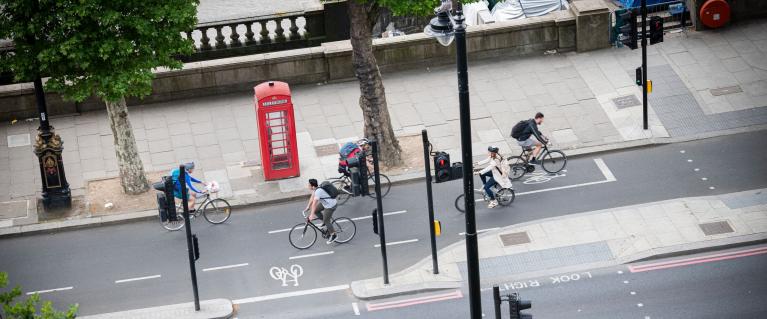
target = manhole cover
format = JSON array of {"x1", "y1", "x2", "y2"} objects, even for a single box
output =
[
  {"x1": 709, "y1": 85, "x2": 743, "y2": 96},
  {"x1": 315, "y1": 144, "x2": 339, "y2": 157},
  {"x1": 499, "y1": 232, "x2": 531, "y2": 247},
  {"x1": 699, "y1": 221, "x2": 734, "y2": 236},
  {"x1": 7, "y1": 133, "x2": 31, "y2": 148},
  {"x1": 612, "y1": 95, "x2": 641, "y2": 109}
]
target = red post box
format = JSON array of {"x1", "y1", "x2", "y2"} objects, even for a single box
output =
[{"x1": 255, "y1": 81, "x2": 300, "y2": 181}]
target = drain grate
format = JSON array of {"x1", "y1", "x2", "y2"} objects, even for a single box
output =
[
  {"x1": 499, "y1": 232, "x2": 531, "y2": 246},
  {"x1": 7, "y1": 134, "x2": 31, "y2": 148},
  {"x1": 699, "y1": 221, "x2": 734, "y2": 236},
  {"x1": 709, "y1": 85, "x2": 743, "y2": 96},
  {"x1": 315, "y1": 144, "x2": 339, "y2": 157},
  {"x1": 612, "y1": 95, "x2": 641, "y2": 109}
]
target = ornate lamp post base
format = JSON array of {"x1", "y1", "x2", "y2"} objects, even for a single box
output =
[{"x1": 33, "y1": 127, "x2": 72, "y2": 210}]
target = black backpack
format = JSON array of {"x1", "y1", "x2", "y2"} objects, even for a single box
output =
[
  {"x1": 319, "y1": 181, "x2": 339, "y2": 199},
  {"x1": 510, "y1": 120, "x2": 528, "y2": 139}
]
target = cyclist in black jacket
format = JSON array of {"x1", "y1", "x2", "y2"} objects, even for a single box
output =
[{"x1": 516, "y1": 112, "x2": 548, "y2": 165}]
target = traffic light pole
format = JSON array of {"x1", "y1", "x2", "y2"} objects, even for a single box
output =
[
  {"x1": 179, "y1": 166, "x2": 201, "y2": 311},
  {"x1": 641, "y1": 0, "x2": 648, "y2": 130},
  {"x1": 371, "y1": 140, "x2": 389, "y2": 285},
  {"x1": 455, "y1": 10, "x2": 483, "y2": 319},
  {"x1": 421, "y1": 130, "x2": 439, "y2": 275}
]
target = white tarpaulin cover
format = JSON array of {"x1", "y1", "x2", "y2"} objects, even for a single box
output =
[
  {"x1": 463, "y1": 0, "x2": 491, "y2": 26},
  {"x1": 491, "y1": 0, "x2": 568, "y2": 22}
]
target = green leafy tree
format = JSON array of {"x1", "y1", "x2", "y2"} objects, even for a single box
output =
[
  {"x1": 0, "y1": 0, "x2": 198, "y2": 194},
  {"x1": 340, "y1": 0, "x2": 465, "y2": 167},
  {"x1": 0, "y1": 272, "x2": 78, "y2": 319}
]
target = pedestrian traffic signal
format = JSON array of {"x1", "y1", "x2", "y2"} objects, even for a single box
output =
[
  {"x1": 192, "y1": 234, "x2": 200, "y2": 261},
  {"x1": 153, "y1": 176, "x2": 177, "y2": 221},
  {"x1": 649, "y1": 16, "x2": 664, "y2": 45},
  {"x1": 635, "y1": 66, "x2": 643, "y2": 86},
  {"x1": 372, "y1": 209, "x2": 379, "y2": 235},
  {"x1": 617, "y1": 9, "x2": 638, "y2": 50},
  {"x1": 433, "y1": 152, "x2": 452, "y2": 183}
]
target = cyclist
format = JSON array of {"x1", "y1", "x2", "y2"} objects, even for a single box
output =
[
  {"x1": 474, "y1": 146, "x2": 512, "y2": 208},
  {"x1": 304, "y1": 178, "x2": 338, "y2": 244},
  {"x1": 515, "y1": 112, "x2": 548, "y2": 165},
  {"x1": 171, "y1": 162, "x2": 208, "y2": 211}
]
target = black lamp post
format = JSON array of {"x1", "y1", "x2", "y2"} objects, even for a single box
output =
[
  {"x1": 32, "y1": 76, "x2": 71, "y2": 210},
  {"x1": 425, "y1": 4, "x2": 482, "y2": 319}
]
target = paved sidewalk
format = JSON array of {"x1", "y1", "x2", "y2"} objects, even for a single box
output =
[
  {"x1": 78, "y1": 298, "x2": 233, "y2": 319},
  {"x1": 1, "y1": 19, "x2": 766, "y2": 231},
  {"x1": 351, "y1": 188, "x2": 767, "y2": 299}
]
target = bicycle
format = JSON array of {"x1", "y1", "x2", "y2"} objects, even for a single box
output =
[
  {"x1": 454, "y1": 181, "x2": 516, "y2": 213},
  {"x1": 288, "y1": 211, "x2": 357, "y2": 249},
  {"x1": 329, "y1": 172, "x2": 391, "y2": 206},
  {"x1": 507, "y1": 142, "x2": 567, "y2": 180},
  {"x1": 160, "y1": 191, "x2": 232, "y2": 231}
]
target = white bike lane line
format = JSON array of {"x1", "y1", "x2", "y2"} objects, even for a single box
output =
[
  {"x1": 202, "y1": 263, "x2": 249, "y2": 272},
  {"x1": 25, "y1": 286, "x2": 74, "y2": 295},
  {"x1": 114, "y1": 274, "x2": 161, "y2": 284}
]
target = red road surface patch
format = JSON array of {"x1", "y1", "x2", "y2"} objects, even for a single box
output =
[
  {"x1": 366, "y1": 290, "x2": 463, "y2": 312},
  {"x1": 629, "y1": 246, "x2": 767, "y2": 273}
]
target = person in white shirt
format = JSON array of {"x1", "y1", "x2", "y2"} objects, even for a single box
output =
[
  {"x1": 304, "y1": 178, "x2": 338, "y2": 244},
  {"x1": 474, "y1": 146, "x2": 513, "y2": 208}
]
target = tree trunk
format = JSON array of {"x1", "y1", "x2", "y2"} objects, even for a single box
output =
[
  {"x1": 348, "y1": 0, "x2": 403, "y2": 167},
  {"x1": 105, "y1": 97, "x2": 149, "y2": 195}
]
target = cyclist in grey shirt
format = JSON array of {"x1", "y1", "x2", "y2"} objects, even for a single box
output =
[{"x1": 304, "y1": 179, "x2": 338, "y2": 244}]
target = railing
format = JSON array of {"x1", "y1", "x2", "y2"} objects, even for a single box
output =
[
  {"x1": 610, "y1": 0, "x2": 692, "y2": 46},
  {"x1": 182, "y1": 9, "x2": 326, "y2": 62}
]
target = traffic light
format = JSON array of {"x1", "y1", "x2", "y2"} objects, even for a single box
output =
[
  {"x1": 635, "y1": 66, "x2": 642, "y2": 86},
  {"x1": 617, "y1": 9, "x2": 638, "y2": 50},
  {"x1": 434, "y1": 152, "x2": 452, "y2": 183},
  {"x1": 153, "y1": 176, "x2": 177, "y2": 221},
  {"x1": 509, "y1": 293, "x2": 532, "y2": 319},
  {"x1": 649, "y1": 16, "x2": 663, "y2": 45},
  {"x1": 192, "y1": 234, "x2": 200, "y2": 261}
]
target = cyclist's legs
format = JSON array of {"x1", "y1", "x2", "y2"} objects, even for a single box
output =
[
  {"x1": 322, "y1": 206, "x2": 337, "y2": 234},
  {"x1": 483, "y1": 176, "x2": 497, "y2": 200},
  {"x1": 312, "y1": 205, "x2": 325, "y2": 221},
  {"x1": 479, "y1": 171, "x2": 492, "y2": 185},
  {"x1": 173, "y1": 191, "x2": 196, "y2": 211},
  {"x1": 532, "y1": 140, "x2": 543, "y2": 159}
]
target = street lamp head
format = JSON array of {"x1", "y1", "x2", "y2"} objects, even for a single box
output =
[{"x1": 424, "y1": 9, "x2": 454, "y2": 47}]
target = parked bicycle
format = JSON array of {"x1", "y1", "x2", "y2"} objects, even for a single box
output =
[
  {"x1": 507, "y1": 143, "x2": 567, "y2": 180},
  {"x1": 288, "y1": 211, "x2": 356, "y2": 249},
  {"x1": 161, "y1": 186, "x2": 232, "y2": 231},
  {"x1": 454, "y1": 179, "x2": 516, "y2": 213}
]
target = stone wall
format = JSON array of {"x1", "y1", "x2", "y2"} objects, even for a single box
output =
[{"x1": 0, "y1": 2, "x2": 614, "y2": 121}]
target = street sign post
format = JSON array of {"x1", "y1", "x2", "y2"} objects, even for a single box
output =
[{"x1": 179, "y1": 166, "x2": 201, "y2": 311}]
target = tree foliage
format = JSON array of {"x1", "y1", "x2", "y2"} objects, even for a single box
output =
[
  {"x1": 0, "y1": 0, "x2": 198, "y2": 103},
  {"x1": 0, "y1": 272, "x2": 78, "y2": 319}
]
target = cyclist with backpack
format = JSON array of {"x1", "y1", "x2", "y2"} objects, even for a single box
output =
[
  {"x1": 474, "y1": 146, "x2": 512, "y2": 208},
  {"x1": 304, "y1": 178, "x2": 339, "y2": 244},
  {"x1": 510, "y1": 112, "x2": 548, "y2": 165}
]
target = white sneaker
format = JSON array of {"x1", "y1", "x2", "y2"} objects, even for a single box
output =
[
  {"x1": 326, "y1": 233, "x2": 338, "y2": 245},
  {"x1": 488, "y1": 200, "x2": 499, "y2": 208}
]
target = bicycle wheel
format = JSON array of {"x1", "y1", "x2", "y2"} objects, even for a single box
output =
[
  {"x1": 288, "y1": 223, "x2": 317, "y2": 250},
  {"x1": 454, "y1": 194, "x2": 465, "y2": 213},
  {"x1": 202, "y1": 198, "x2": 232, "y2": 224},
  {"x1": 367, "y1": 174, "x2": 391, "y2": 199},
  {"x1": 541, "y1": 150, "x2": 567, "y2": 174},
  {"x1": 496, "y1": 188, "x2": 515, "y2": 206},
  {"x1": 161, "y1": 212, "x2": 185, "y2": 231},
  {"x1": 331, "y1": 179, "x2": 352, "y2": 206},
  {"x1": 507, "y1": 156, "x2": 527, "y2": 180},
  {"x1": 331, "y1": 217, "x2": 356, "y2": 243}
]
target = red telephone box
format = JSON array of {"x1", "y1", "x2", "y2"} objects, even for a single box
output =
[{"x1": 255, "y1": 81, "x2": 300, "y2": 180}]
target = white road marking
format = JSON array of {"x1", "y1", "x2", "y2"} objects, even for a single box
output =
[
  {"x1": 709, "y1": 186, "x2": 716, "y2": 190},
  {"x1": 637, "y1": 303, "x2": 644, "y2": 307},
  {"x1": 623, "y1": 280, "x2": 630, "y2": 284},
  {"x1": 26, "y1": 286, "x2": 73, "y2": 295},
  {"x1": 268, "y1": 210, "x2": 407, "y2": 234},
  {"x1": 374, "y1": 239, "x2": 418, "y2": 248},
  {"x1": 687, "y1": 159, "x2": 693, "y2": 162},
  {"x1": 680, "y1": 150, "x2": 686, "y2": 153},
  {"x1": 115, "y1": 275, "x2": 161, "y2": 284},
  {"x1": 701, "y1": 177, "x2": 708, "y2": 181},
  {"x1": 694, "y1": 168, "x2": 700, "y2": 172},
  {"x1": 233, "y1": 284, "x2": 349, "y2": 304},
  {"x1": 617, "y1": 270, "x2": 624, "y2": 274},
  {"x1": 270, "y1": 264, "x2": 303, "y2": 287},
  {"x1": 352, "y1": 302, "x2": 361, "y2": 315},
  {"x1": 510, "y1": 158, "x2": 617, "y2": 197},
  {"x1": 631, "y1": 291, "x2": 637, "y2": 295},
  {"x1": 459, "y1": 227, "x2": 499, "y2": 236},
  {"x1": 289, "y1": 251, "x2": 334, "y2": 260},
  {"x1": 202, "y1": 263, "x2": 249, "y2": 272}
]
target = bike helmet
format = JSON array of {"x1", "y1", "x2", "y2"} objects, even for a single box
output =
[
  {"x1": 183, "y1": 162, "x2": 195, "y2": 171},
  {"x1": 487, "y1": 146, "x2": 499, "y2": 153}
]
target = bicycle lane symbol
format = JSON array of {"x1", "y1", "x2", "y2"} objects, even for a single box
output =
[
  {"x1": 269, "y1": 264, "x2": 304, "y2": 287},
  {"x1": 522, "y1": 170, "x2": 567, "y2": 185}
]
